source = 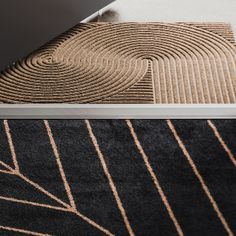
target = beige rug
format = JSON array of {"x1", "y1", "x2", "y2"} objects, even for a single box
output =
[{"x1": 0, "y1": 22, "x2": 236, "y2": 104}]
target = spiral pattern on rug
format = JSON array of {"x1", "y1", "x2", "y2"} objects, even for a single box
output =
[{"x1": 0, "y1": 22, "x2": 235, "y2": 103}]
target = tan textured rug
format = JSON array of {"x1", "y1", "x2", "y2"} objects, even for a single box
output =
[{"x1": 0, "y1": 22, "x2": 236, "y2": 104}]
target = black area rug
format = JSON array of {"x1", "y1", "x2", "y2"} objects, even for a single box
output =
[{"x1": 0, "y1": 120, "x2": 235, "y2": 236}]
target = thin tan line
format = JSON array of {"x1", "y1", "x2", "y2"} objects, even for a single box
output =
[
  {"x1": 3, "y1": 120, "x2": 19, "y2": 171},
  {"x1": 85, "y1": 120, "x2": 135, "y2": 236},
  {"x1": 0, "y1": 196, "x2": 71, "y2": 212},
  {"x1": 126, "y1": 120, "x2": 184, "y2": 236},
  {"x1": 0, "y1": 169, "x2": 14, "y2": 175},
  {"x1": 3, "y1": 123, "x2": 69, "y2": 209},
  {"x1": 44, "y1": 120, "x2": 114, "y2": 235},
  {"x1": 13, "y1": 172, "x2": 114, "y2": 236},
  {"x1": 0, "y1": 160, "x2": 14, "y2": 172},
  {"x1": 167, "y1": 120, "x2": 233, "y2": 236},
  {"x1": 0, "y1": 174, "x2": 113, "y2": 236},
  {"x1": 3, "y1": 120, "x2": 73, "y2": 208},
  {"x1": 0, "y1": 195, "x2": 113, "y2": 235},
  {"x1": 73, "y1": 209, "x2": 114, "y2": 236},
  {"x1": 2, "y1": 122, "x2": 113, "y2": 236},
  {"x1": 17, "y1": 171, "x2": 71, "y2": 209},
  {"x1": 207, "y1": 120, "x2": 236, "y2": 168},
  {"x1": 0, "y1": 225, "x2": 51, "y2": 236},
  {"x1": 44, "y1": 120, "x2": 76, "y2": 210}
]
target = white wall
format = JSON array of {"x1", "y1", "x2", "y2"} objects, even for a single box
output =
[{"x1": 104, "y1": 0, "x2": 236, "y2": 34}]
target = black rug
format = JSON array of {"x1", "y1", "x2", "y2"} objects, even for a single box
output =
[{"x1": 0, "y1": 120, "x2": 235, "y2": 236}]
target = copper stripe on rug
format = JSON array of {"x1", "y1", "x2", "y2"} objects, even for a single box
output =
[
  {"x1": 0, "y1": 22, "x2": 236, "y2": 103},
  {"x1": 0, "y1": 119, "x2": 235, "y2": 235}
]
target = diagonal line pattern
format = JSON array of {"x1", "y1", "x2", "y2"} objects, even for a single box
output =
[
  {"x1": 0, "y1": 160, "x2": 71, "y2": 209},
  {"x1": 207, "y1": 120, "x2": 236, "y2": 168},
  {"x1": 3, "y1": 120, "x2": 19, "y2": 171},
  {"x1": 0, "y1": 169, "x2": 14, "y2": 175},
  {"x1": 0, "y1": 196, "x2": 71, "y2": 213},
  {"x1": 0, "y1": 195, "x2": 114, "y2": 236},
  {"x1": 126, "y1": 120, "x2": 184, "y2": 236},
  {"x1": 0, "y1": 225, "x2": 51, "y2": 236},
  {"x1": 0, "y1": 161, "x2": 15, "y2": 172},
  {"x1": 167, "y1": 120, "x2": 234, "y2": 236},
  {"x1": 1, "y1": 120, "x2": 114, "y2": 236},
  {"x1": 44, "y1": 120, "x2": 76, "y2": 209},
  {"x1": 85, "y1": 120, "x2": 135, "y2": 236},
  {"x1": 0, "y1": 118, "x2": 234, "y2": 235},
  {"x1": 72, "y1": 210, "x2": 114, "y2": 236},
  {"x1": 17, "y1": 171, "x2": 71, "y2": 209}
]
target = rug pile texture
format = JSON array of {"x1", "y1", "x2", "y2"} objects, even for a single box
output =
[
  {"x1": 0, "y1": 120, "x2": 235, "y2": 235},
  {"x1": 0, "y1": 23, "x2": 235, "y2": 103}
]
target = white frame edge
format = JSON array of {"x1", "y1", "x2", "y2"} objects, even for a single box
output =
[{"x1": 0, "y1": 104, "x2": 235, "y2": 119}]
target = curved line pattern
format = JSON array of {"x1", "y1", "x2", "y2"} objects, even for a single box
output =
[{"x1": 0, "y1": 23, "x2": 235, "y2": 103}]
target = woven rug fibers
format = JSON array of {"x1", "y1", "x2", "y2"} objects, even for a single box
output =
[
  {"x1": 0, "y1": 23, "x2": 236, "y2": 103},
  {"x1": 0, "y1": 119, "x2": 235, "y2": 235}
]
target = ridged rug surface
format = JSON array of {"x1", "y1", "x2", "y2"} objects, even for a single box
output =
[
  {"x1": 0, "y1": 23, "x2": 236, "y2": 104},
  {"x1": 0, "y1": 119, "x2": 235, "y2": 235}
]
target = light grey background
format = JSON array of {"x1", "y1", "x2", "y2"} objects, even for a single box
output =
[
  {"x1": 100, "y1": 0, "x2": 236, "y2": 34},
  {"x1": 0, "y1": 0, "x2": 113, "y2": 72}
]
